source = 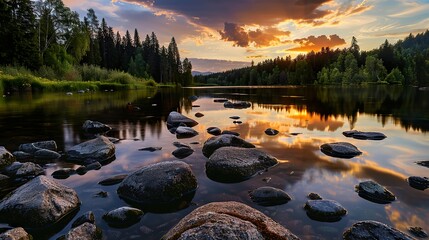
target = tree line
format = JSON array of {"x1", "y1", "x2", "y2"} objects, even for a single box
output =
[
  {"x1": 0, "y1": 0, "x2": 192, "y2": 86},
  {"x1": 195, "y1": 31, "x2": 429, "y2": 87}
]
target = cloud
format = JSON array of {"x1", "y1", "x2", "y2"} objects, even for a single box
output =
[
  {"x1": 287, "y1": 34, "x2": 346, "y2": 52},
  {"x1": 188, "y1": 58, "x2": 249, "y2": 72},
  {"x1": 219, "y1": 23, "x2": 290, "y2": 47}
]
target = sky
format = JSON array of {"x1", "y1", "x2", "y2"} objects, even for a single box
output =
[{"x1": 63, "y1": 0, "x2": 429, "y2": 72}]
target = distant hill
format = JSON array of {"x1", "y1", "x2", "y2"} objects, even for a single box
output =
[{"x1": 192, "y1": 71, "x2": 214, "y2": 76}]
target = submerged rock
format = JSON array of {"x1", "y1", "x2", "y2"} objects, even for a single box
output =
[
  {"x1": 304, "y1": 199, "x2": 347, "y2": 222},
  {"x1": 0, "y1": 227, "x2": 32, "y2": 240},
  {"x1": 224, "y1": 101, "x2": 251, "y2": 109},
  {"x1": 206, "y1": 147, "x2": 277, "y2": 183},
  {"x1": 65, "y1": 222, "x2": 102, "y2": 240},
  {"x1": 19, "y1": 140, "x2": 57, "y2": 154},
  {"x1": 307, "y1": 192, "x2": 323, "y2": 200},
  {"x1": 161, "y1": 201, "x2": 299, "y2": 240},
  {"x1": 408, "y1": 226, "x2": 428, "y2": 238},
  {"x1": 407, "y1": 176, "x2": 429, "y2": 190},
  {"x1": 343, "y1": 130, "x2": 387, "y2": 140},
  {"x1": 202, "y1": 134, "x2": 255, "y2": 157},
  {"x1": 249, "y1": 186, "x2": 291, "y2": 206},
  {"x1": 343, "y1": 220, "x2": 414, "y2": 240},
  {"x1": 103, "y1": 207, "x2": 143, "y2": 227},
  {"x1": 265, "y1": 128, "x2": 279, "y2": 136},
  {"x1": 356, "y1": 180, "x2": 396, "y2": 203},
  {"x1": 207, "y1": 127, "x2": 221, "y2": 136},
  {"x1": 0, "y1": 176, "x2": 80, "y2": 228},
  {"x1": 166, "y1": 111, "x2": 198, "y2": 128},
  {"x1": 173, "y1": 142, "x2": 191, "y2": 149},
  {"x1": 117, "y1": 161, "x2": 197, "y2": 212},
  {"x1": 67, "y1": 136, "x2": 115, "y2": 164},
  {"x1": 416, "y1": 161, "x2": 429, "y2": 168},
  {"x1": 82, "y1": 120, "x2": 112, "y2": 134},
  {"x1": 195, "y1": 112, "x2": 204, "y2": 118},
  {"x1": 98, "y1": 174, "x2": 128, "y2": 186},
  {"x1": 72, "y1": 211, "x2": 95, "y2": 228},
  {"x1": 0, "y1": 146, "x2": 15, "y2": 170},
  {"x1": 172, "y1": 147, "x2": 194, "y2": 159},
  {"x1": 138, "y1": 147, "x2": 162, "y2": 152},
  {"x1": 175, "y1": 126, "x2": 199, "y2": 139},
  {"x1": 213, "y1": 98, "x2": 228, "y2": 103},
  {"x1": 52, "y1": 168, "x2": 76, "y2": 179},
  {"x1": 221, "y1": 130, "x2": 240, "y2": 136},
  {"x1": 320, "y1": 142, "x2": 362, "y2": 158}
]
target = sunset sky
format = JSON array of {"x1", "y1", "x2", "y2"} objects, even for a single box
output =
[{"x1": 64, "y1": 0, "x2": 429, "y2": 72}]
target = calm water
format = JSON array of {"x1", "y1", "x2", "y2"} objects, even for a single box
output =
[{"x1": 0, "y1": 86, "x2": 428, "y2": 239}]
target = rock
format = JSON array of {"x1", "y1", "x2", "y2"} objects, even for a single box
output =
[
  {"x1": 265, "y1": 128, "x2": 279, "y2": 136},
  {"x1": 416, "y1": 161, "x2": 429, "y2": 168},
  {"x1": 52, "y1": 168, "x2": 76, "y2": 179},
  {"x1": 249, "y1": 187, "x2": 291, "y2": 206},
  {"x1": 72, "y1": 211, "x2": 95, "y2": 228},
  {"x1": 34, "y1": 149, "x2": 61, "y2": 160},
  {"x1": 138, "y1": 147, "x2": 162, "y2": 152},
  {"x1": 188, "y1": 95, "x2": 198, "y2": 102},
  {"x1": 85, "y1": 162, "x2": 102, "y2": 171},
  {"x1": 0, "y1": 176, "x2": 80, "y2": 228},
  {"x1": 0, "y1": 227, "x2": 32, "y2": 240},
  {"x1": 207, "y1": 127, "x2": 221, "y2": 136},
  {"x1": 230, "y1": 116, "x2": 240, "y2": 120},
  {"x1": 94, "y1": 191, "x2": 108, "y2": 198},
  {"x1": 195, "y1": 112, "x2": 204, "y2": 118},
  {"x1": 12, "y1": 151, "x2": 32, "y2": 161},
  {"x1": 82, "y1": 120, "x2": 112, "y2": 134},
  {"x1": 356, "y1": 180, "x2": 396, "y2": 203},
  {"x1": 290, "y1": 133, "x2": 302, "y2": 136},
  {"x1": 224, "y1": 101, "x2": 251, "y2": 109},
  {"x1": 343, "y1": 130, "x2": 387, "y2": 140},
  {"x1": 15, "y1": 162, "x2": 44, "y2": 177},
  {"x1": 166, "y1": 111, "x2": 198, "y2": 128},
  {"x1": 0, "y1": 174, "x2": 9, "y2": 185},
  {"x1": 19, "y1": 140, "x2": 57, "y2": 154},
  {"x1": 233, "y1": 120, "x2": 242, "y2": 124},
  {"x1": 67, "y1": 136, "x2": 115, "y2": 164},
  {"x1": 98, "y1": 174, "x2": 128, "y2": 186},
  {"x1": 206, "y1": 147, "x2": 277, "y2": 183},
  {"x1": 408, "y1": 226, "x2": 428, "y2": 238},
  {"x1": 0, "y1": 146, "x2": 15, "y2": 170},
  {"x1": 304, "y1": 199, "x2": 347, "y2": 222},
  {"x1": 221, "y1": 130, "x2": 240, "y2": 136},
  {"x1": 64, "y1": 222, "x2": 102, "y2": 240},
  {"x1": 407, "y1": 176, "x2": 429, "y2": 190},
  {"x1": 320, "y1": 142, "x2": 362, "y2": 158},
  {"x1": 307, "y1": 192, "x2": 322, "y2": 200},
  {"x1": 102, "y1": 207, "x2": 143, "y2": 227},
  {"x1": 175, "y1": 126, "x2": 199, "y2": 139},
  {"x1": 172, "y1": 147, "x2": 194, "y2": 159},
  {"x1": 107, "y1": 137, "x2": 120, "y2": 143},
  {"x1": 192, "y1": 105, "x2": 200, "y2": 108},
  {"x1": 343, "y1": 220, "x2": 414, "y2": 240},
  {"x1": 117, "y1": 161, "x2": 197, "y2": 212},
  {"x1": 161, "y1": 201, "x2": 299, "y2": 240},
  {"x1": 173, "y1": 142, "x2": 191, "y2": 149},
  {"x1": 213, "y1": 98, "x2": 228, "y2": 103},
  {"x1": 2, "y1": 162, "x2": 23, "y2": 176},
  {"x1": 75, "y1": 166, "x2": 87, "y2": 175},
  {"x1": 202, "y1": 134, "x2": 255, "y2": 157}
]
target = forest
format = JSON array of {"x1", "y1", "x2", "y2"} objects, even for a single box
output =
[
  {"x1": 0, "y1": 0, "x2": 193, "y2": 88},
  {"x1": 195, "y1": 31, "x2": 429, "y2": 87}
]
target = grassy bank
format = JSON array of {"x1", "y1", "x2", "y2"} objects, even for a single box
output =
[{"x1": 0, "y1": 65, "x2": 157, "y2": 93}]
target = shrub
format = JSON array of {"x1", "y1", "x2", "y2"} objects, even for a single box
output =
[
  {"x1": 37, "y1": 66, "x2": 57, "y2": 80},
  {"x1": 144, "y1": 79, "x2": 157, "y2": 87},
  {"x1": 80, "y1": 65, "x2": 109, "y2": 82},
  {"x1": 107, "y1": 71, "x2": 135, "y2": 84}
]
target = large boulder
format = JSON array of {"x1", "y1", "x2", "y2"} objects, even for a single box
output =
[
  {"x1": 0, "y1": 227, "x2": 32, "y2": 240},
  {"x1": 343, "y1": 130, "x2": 387, "y2": 140},
  {"x1": 343, "y1": 220, "x2": 414, "y2": 240},
  {"x1": 202, "y1": 134, "x2": 255, "y2": 157},
  {"x1": 117, "y1": 161, "x2": 197, "y2": 212},
  {"x1": 0, "y1": 146, "x2": 15, "y2": 170},
  {"x1": 320, "y1": 142, "x2": 362, "y2": 158},
  {"x1": 161, "y1": 201, "x2": 299, "y2": 240},
  {"x1": 249, "y1": 186, "x2": 291, "y2": 206},
  {"x1": 64, "y1": 222, "x2": 102, "y2": 240},
  {"x1": 166, "y1": 111, "x2": 198, "y2": 128},
  {"x1": 18, "y1": 140, "x2": 57, "y2": 154},
  {"x1": 304, "y1": 199, "x2": 347, "y2": 222},
  {"x1": 175, "y1": 126, "x2": 199, "y2": 139},
  {"x1": 356, "y1": 180, "x2": 396, "y2": 204},
  {"x1": 0, "y1": 176, "x2": 80, "y2": 228},
  {"x1": 67, "y1": 136, "x2": 115, "y2": 164},
  {"x1": 206, "y1": 147, "x2": 278, "y2": 183},
  {"x1": 82, "y1": 120, "x2": 112, "y2": 134}
]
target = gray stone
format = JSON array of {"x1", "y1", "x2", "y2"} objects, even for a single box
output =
[
  {"x1": 343, "y1": 220, "x2": 414, "y2": 240},
  {"x1": 206, "y1": 147, "x2": 277, "y2": 183},
  {"x1": 12, "y1": 151, "x2": 32, "y2": 161},
  {"x1": 175, "y1": 126, "x2": 199, "y2": 139},
  {"x1": 2, "y1": 162, "x2": 23, "y2": 176},
  {"x1": 307, "y1": 192, "x2": 323, "y2": 200},
  {"x1": 34, "y1": 149, "x2": 61, "y2": 160},
  {"x1": 188, "y1": 95, "x2": 198, "y2": 102},
  {"x1": 0, "y1": 174, "x2": 9, "y2": 185},
  {"x1": 72, "y1": 211, "x2": 95, "y2": 228},
  {"x1": 230, "y1": 116, "x2": 240, "y2": 120},
  {"x1": 138, "y1": 147, "x2": 162, "y2": 152},
  {"x1": 265, "y1": 128, "x2": 279, "y2": 136},
  {"x1": 102, "y1": 207, "x2": 143, "y2": 227},
  {"x1": 52, "y1": 168, "x2": 76, "y2": 179},
  {"x1": 195, "y1": 112, "x2": 204, "y2": 118},
  {"x1": 202, "y1": 134, "x2": 254, "y2": 157},
  {"x1": 19, "y1": 140, "x2": 57, "y2": 154},
  {"x1": 15, "y1": 162, "x2": 44, "y2": 177},
  {"x1": 0, "y1": 227, "x2": 32, "y2": 240},
  {"x1": 224, "y1": 101, "x2": 251, "y2": 109},
  {"x1": 0, "y1": 176, "x2": 80, "y2": 228},
  {"x1": 65, "y1": 222, "x2": 102, "y2": 240},
  {"x1": 213, "y1": 98, "x2": 228, "y2": 103},
  {"x1": 67, "y1": 136, "x2": 115, "y2": 163},
  {"x1": 320, "y1": 142, "x2": 362, "y2": 158},
  {"x1": 407, "y1": 176, "x2": 429, "y2": 190},
  {"x1": 207, "y1": 127, "x2": 221, "y2": 136},
  {"x1": 161, "y1": 201, "x2": 299, "y2": 240},
  {"x1": 343, "y1": 130, "x2": 387, "y2": 140},
  {"x1": 304, "y1": 200, "x2": 347, "y2": 222},
  {"x1": 82, "y1": 120, "x2": 111, "y2": 133},
  {"x1": 221, "y1": 130, "x2": 240, "y2": 136},
  {"x1": 249, "y1": 187, "x2": 291, "y2": 206},
  {"x1": 85, "y1": 162, "x2": 102, "y2": 171},
  {"x1": 98, "y1": 174, "x2": 128, "y2": 186},
  {"x1": 408, "y1": 226, "x2": 428, "y2": 238},
  {"x1": 0, "y1": 146, "x2": 15, "y2": 170},
  {"x1": 166, "y1": 111, "x2": 198, "y2": 128},
  {"x1": 172, "y1": 147, "x2": 194, "y2": 159},
  {"x1": 107, "y1": 137, "x2": 120, "y2": 144},
  {"x1": 117, "y1": 161, "x2": 197, "y2": 212},
  {"x1": 356, "y1": 180, "x2": 396, "y2": 204},
  {"x1": 173, "y1": 142, "x2": 191, "y2": 149}
]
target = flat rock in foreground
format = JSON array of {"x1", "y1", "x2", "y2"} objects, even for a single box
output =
[
  {"x1": 161, "y1": 201, "x2": 299, "y2": 240},
  {"x1": 343, "y1": 220, "x2": 414, "y2": 240},
  {"x1": 67, "y1": 136, "x2": 115, "y2": 164},
  {"x1": 0, "y1": 176, "x2": 80, "y2": 228},
  {"x1": 320, "y1": 142, "x2": 362, "y2": 158},
  {"x1": 202, "y1": 134, "x2": 255, "y2": 157},
  {"x1": 207, "y1": 147, "x2": 278, "y2": 183}
]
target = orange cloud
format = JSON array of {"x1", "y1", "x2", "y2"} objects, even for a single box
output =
[{"x1": 287, "y1": 34, "x2": 346, "y2": 52}]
